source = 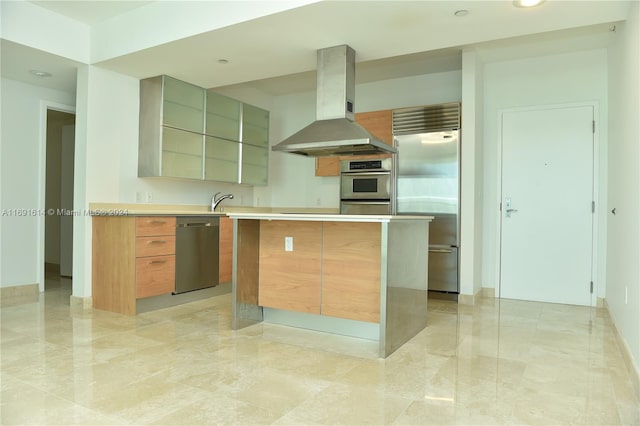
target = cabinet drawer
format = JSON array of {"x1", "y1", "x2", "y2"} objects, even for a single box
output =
[
  {"x1": 136, "y1": 216, "x2": 176, "y2": 237},
  {"x1": 136, "y1": 236, "x2": 176, "y2": 257},
  {"x1": 136, "y1": 255, "x2": 175, "y2": 298}
]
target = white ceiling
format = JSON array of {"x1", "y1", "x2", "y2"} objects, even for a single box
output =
[
  {"x1": 31, "y1": 0, "x2": 153, "y2": 25},
  {"x1": 1, "y1": 1, "x2": 629, "y2": 95}
]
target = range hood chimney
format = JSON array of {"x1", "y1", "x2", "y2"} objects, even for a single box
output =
[{"x1": 272, "y1": 45, "x2": 397, "y2": 157}]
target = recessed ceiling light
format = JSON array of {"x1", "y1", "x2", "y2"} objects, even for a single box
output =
[
  {"x1": 513, "y1": 0, "x2": 545, "y2": 8},
  {"x1": 29, "y1": 70, "x2": 52, "y2": 77},
  {"x1": 454, "y1": 9, "x2": 469, "y2": 17},
  {"x1": 217, "y1": 59, "x2": 229, "y2": 64}
]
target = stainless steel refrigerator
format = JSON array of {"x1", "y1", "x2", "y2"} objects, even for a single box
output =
[{"x1": 394, "y1": 104, "x2": 460, "y2": 296}]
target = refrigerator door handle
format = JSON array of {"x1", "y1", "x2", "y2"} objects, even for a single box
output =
[{"x1": 429, "y1": 248, "x2": 454, "y2": 254}]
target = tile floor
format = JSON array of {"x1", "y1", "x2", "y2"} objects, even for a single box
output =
[{"x1": 1, "y1": 277, "x2": 638, "y2": 425}]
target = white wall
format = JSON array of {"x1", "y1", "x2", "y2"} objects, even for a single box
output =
[
  {"x1": 0, "y1": 78, "x2": 75, "y2": 287},
  {"x1": 481, "y1": 49, "x2": 609, "y2": 300},
  {"x1": 460, "y1": 49, "x2": 485, "y2": 298},
  {"x1": 263, "y1": 70, "x2": 463, "y2": 209},
  {"x1": 606, "y1": 1, "x2": 640, "y2": 385}
]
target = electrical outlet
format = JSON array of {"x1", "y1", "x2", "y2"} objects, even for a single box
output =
[
  {"x1": 145, "y1": 191, "x2": 153, "y2": 203},
  {"x1": 285, "y1": 236, "x2": 293, "y2": 252},
  {"x1": 135, "y1": 191, "x2": 143, "y2": 202}
]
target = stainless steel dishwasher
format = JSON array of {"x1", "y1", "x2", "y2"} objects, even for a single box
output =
[{"x1": 174, "y1": 216, "x2": 219, "y2": 294}]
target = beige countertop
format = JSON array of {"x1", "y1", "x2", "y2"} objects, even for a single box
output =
[
  {"x1": 88, "y1": 203, "x2": 432, "y2": 222},
  {"x1": 88, "y1": 203, "x2": 339, "y2": 216},
  {"x1": 226, "y1": 212, "x2": 434, "y2": 223}
]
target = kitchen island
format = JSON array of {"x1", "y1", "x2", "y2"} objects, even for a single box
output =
[{"x1": 227, "y1": 212, "x2": 433, "y2": 358}]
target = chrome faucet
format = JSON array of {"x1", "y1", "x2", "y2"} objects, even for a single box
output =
[{"x1": 211, "y1": 192, "x2": 234, "y2": 211}]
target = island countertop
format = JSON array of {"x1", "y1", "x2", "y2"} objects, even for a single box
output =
[{"x1": 226, "y1": 212, "x2": 434, "y2": 222}]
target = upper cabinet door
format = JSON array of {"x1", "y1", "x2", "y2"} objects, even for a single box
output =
[
  {"x1": 162, "y1": 76, "x2": 205, "y2": 133},
  {"x1": 206, "y1": 91, "x2": 241, "y2": 141},
  {"x1": 242, "y1": 103, "x2": 269, "y2": 147},
  {"x1": 241, "y1": 143, "x2": 268, "y2": 186},
  {"x1": 161, "y1": 127, "x2": 204, "y2": 180},
  {"x1": 204, "y1": 136, "x2": 240, "y2": 183}
]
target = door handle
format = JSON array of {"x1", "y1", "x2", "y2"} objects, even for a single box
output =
[{"x1": 505, "y1": 207, "x2": 518, "y2": 218}]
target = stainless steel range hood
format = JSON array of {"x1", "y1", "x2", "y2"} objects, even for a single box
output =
[{"x1": 272, "y1": 45, "x2": 397, "y2": 157}]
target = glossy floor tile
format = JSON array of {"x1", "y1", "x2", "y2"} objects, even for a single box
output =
[{"x1": 1, "y1": 279, "x2": 638, "y2": 425}]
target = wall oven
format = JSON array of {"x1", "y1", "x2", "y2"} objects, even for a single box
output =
[{"x1": 340, "y1": 158, "x2": 394, "y2": 215}]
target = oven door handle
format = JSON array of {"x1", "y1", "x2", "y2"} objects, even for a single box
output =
[
  {"x1": 341, "y1": 201, "x2": 390, "y2": 204},
  {"x1": 342, "y1": 171, "x2": 391, "y2": 177}
]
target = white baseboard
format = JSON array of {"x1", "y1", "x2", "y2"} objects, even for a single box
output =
[
  {"x1": 458, "y1": 287, "x2": 485, "y2": 305},
  {"x1": 0, "y1": 283, "x2": 39, "y2": 299},
  {"x1": 481, "y1": 287, "x2": 496, "y2": 298},
  {"x1": 604, "y1": 300, "x2": 640, "y2": 401},
  {"x1": 70, "y1": 295, "x2": 92, "y2": 312}
]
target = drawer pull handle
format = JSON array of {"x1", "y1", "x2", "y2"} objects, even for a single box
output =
[
  {"x1": 149, "y1": 240, "x2": 166, "y2": 244},
  {"x1": 149, "y1": 260, "x2": 167, "y2": 265}
]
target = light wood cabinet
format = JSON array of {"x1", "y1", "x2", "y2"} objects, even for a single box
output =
[
  {"x1": 134, "y1": 217, "x2": 176, "y2": 299},
  {"x1": 256, "y1": 220, "x2": 381, "y2": 323},
  {"x1": 219, "y1": 216, "x2": 233, "y2": 283},
  {"x1": 92, "y1": 216, "x2": 176, "y2": 315},
  {"x1": 135, "y1": 216, "x2": 176, "y2": 237},
  {"x1": 315, "y1": 109, "x2": 393, "y2": 177},
  {"x1": 92, "y1": 216, "x2": 137, "y2": 315}
]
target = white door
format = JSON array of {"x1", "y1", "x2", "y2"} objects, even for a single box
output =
[{"x1": 500, "y1": 105, "x2": 594, "y2": 306}]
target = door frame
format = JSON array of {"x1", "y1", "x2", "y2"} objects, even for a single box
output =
[
  {"x1": 37, "y1": 101, "x2": 76, "y2": 292},
  {"x1": 495, "y1": 101, "x2": 601, "y2": 306}
]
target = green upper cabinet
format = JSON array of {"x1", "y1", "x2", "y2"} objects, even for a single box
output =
[
  {"x1": 162, "y1": 76, "x2": 205, "y2": 133},
  {"x1": 205, "y1": 91, "x2": 240, "y2": 141},
  {"x1": 241, "y1": 143, "x2": 268, "y2": 185},
  {"x1": 204, "y1": 136, "x2": 239, "y2": 183},
  {"x1": 242, "y1": 103, "x2": 270, "y2": 147},
  {"x1": 139, "y1": 75, "x2": 269, "y2": 185},
  {"x1": 162, "y1": 127, "x2": 204, "y2": 180}
]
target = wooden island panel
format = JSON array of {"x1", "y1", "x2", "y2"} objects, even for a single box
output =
[
  {"x1": 258, "y1": 220, "x2": 322, "y2": 314},
  {"x1": 219, "y1": 216, "x2": 233, "y2": 283},
  {"x1": 236, "y1": 220, "x2": 260, "y2": 305},
  {"x1": 321, "y1": 222, "x2": 382, "y2": 323}
]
